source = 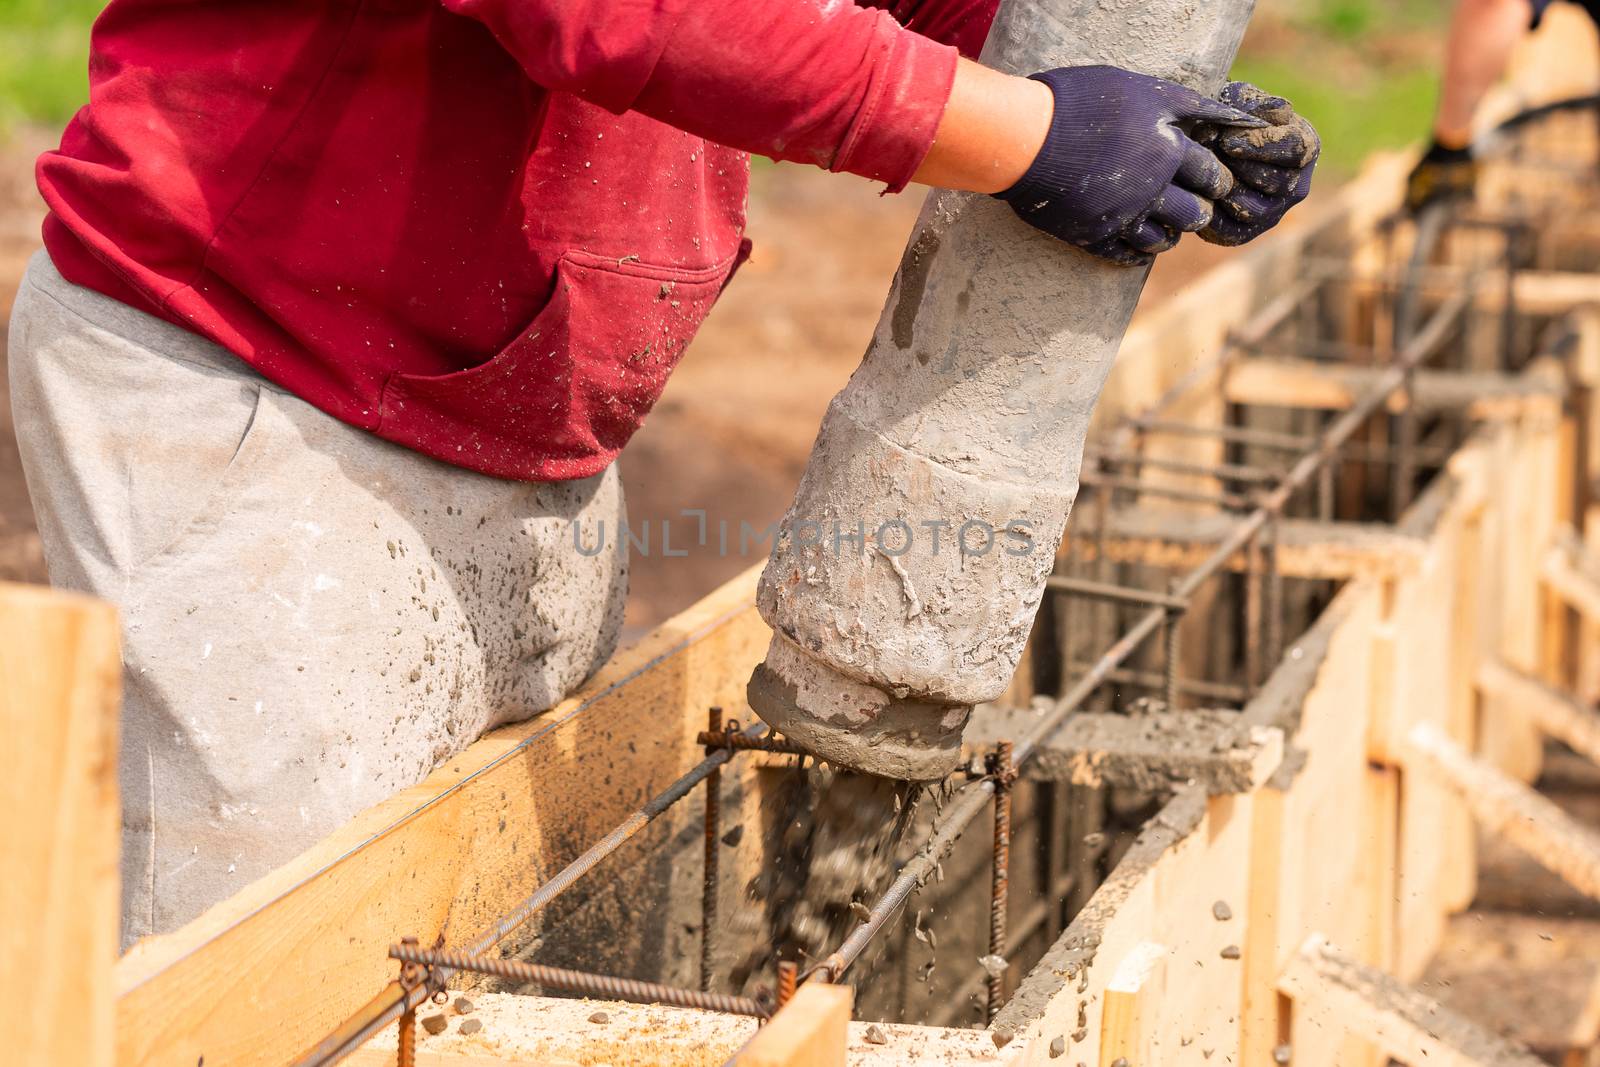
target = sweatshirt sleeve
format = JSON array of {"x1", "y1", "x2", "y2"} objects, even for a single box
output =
[
  {"x1": 861, "y1": 0, "x2": 1001, "y2": 59},
  {"x1": 439, "y1": 0, "x2": 960, "y2": 191}
]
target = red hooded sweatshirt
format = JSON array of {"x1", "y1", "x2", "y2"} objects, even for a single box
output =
[{"x1": 37, "y1": 0, "x2": 997, "y2": 480}]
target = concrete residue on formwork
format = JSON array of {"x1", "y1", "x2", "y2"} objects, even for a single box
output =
[
  {"x1": 964, "y1": 700, "x2": 1283, "y2": 795},
  {"x1": 361, "y1": 993, "x2": 1016, "y2": 1066},
  {"x1": 361, "y1": 994, "x2": 754, "y2": 1067}
]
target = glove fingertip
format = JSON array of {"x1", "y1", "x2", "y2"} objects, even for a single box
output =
[{"x1": 1214, "y1": 104, "x2": 1270, "y2": 128}]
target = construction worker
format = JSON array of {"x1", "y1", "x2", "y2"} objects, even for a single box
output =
[
  {"x1": 9, "y1": 0, "x2": 1318, "y2": 945},
  {"x1": 1408, "y1": 0, "x2": 1600, "y2": 210}
]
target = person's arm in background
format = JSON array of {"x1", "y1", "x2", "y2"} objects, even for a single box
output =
[
  {"x1": 442, "y1": 0, "x2": 1315, "y2": 263},
  {"x1": 1408, "y1": 0, "x2": 1536, "y2": 209}
]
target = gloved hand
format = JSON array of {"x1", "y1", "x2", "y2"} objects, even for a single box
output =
[
  {"x1": 1404, "y1": 141, "x2": 1477, "y2": 214},
  {"x1": 994, "y1": 66, "x2": 1266, "y2": 267},
  {"x1": 1196, "y1": 82, "x2": 1320, "y2": 247}
]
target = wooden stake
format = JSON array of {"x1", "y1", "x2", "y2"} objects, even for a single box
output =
[
  {"x1": 0, "y1": 584, "x2": 121, "y2": 1067},
  {"x1": 730, "y1": 983, "x2": 852, "y2": 1067},
  {"x1": 1098, "y1": 942, "x2": 1167, "y2": 1067}
]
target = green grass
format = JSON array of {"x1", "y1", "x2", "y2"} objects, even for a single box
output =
[
  {"x1": 0, "y1": 0, "x2": 102, "y2": 130},
  {"x1": 1231, "y1": 57, "x2": 1441, "y2": 174},
  {"x1": 1236, "y1": 0, "x2": 1451, "y2": 176}
]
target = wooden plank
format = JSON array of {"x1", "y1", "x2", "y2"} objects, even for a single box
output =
[
  {"x1": 1408, "y1": 723, "x2": 1600, "y2": 901},
  {"x1": 731, "y1": 984, "x2": 852, "y2": 1067},
  {"x1": 994, "y1": 786, "x2": 1255, "y2": 1065},
  {"x1": 1097, "y1": 942, "x2": 1167, "y2": 1067},
  {"x1": 1224, "y1": 358, "x2": 1562, "y2": 419},
  {"x1": 0, "y1": 583, "x2": 121, "y2": 1067},
  {"x1": 1278, "y1": 933, "x2": 1547, "y2": 1067},
  {"x1": 112, "y1": 567, "x2": 774, "y2": 1067},
  {"x1": 1366, "y1": 467, "x2": 1479, "y2": 977},
  {"x1": 1479, "y1": 658, "x2": 1600, "y2": 766},
  {"x1": 1239, "y1": 781, "x2": 1289, "y2": 1067},
  {"x1": 1257, "y1": 584, "x2": 1388, "y2": 1067},
  {"x1": 1066, "y1": 509, "x2": 1427, "y2": 581}
]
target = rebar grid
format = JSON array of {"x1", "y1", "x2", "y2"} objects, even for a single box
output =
[
  {"x1": 291, "y1": 124, "x2": 1599, "y2": 1063},
  {"x1": 300, "y1": 257, "x2": 1479, "y2": 1067}
]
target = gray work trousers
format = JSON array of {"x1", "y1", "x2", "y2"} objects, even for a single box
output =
[{"x1": 8, "y1": 252, "x2": 627, "y2": 946}]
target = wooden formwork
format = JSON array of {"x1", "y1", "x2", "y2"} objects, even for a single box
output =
[{"x1": 12, "y1": 16, "x2": 1600, "y2": 1067}]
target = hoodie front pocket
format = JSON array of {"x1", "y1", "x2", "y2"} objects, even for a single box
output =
[{"x1": 378, "y1": 249, "x2": 733, "y2": 480}]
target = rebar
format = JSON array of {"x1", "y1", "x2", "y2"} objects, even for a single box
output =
[
  {"x1": 396, "y1": 1009, "x2": 414, "y2": 1067},
  {"x1": 1045, "y1": 575, "x2": 1189, "y2": 610},
  {"x1": 1265, "y1": 513, "x2": 1285, "y2": 669},
  {"x1": 777, "y1": 961, "x2": 798, "y2": 1008},
  {"x1": 1112, "y1": 272, "x2": 1330, "y2": 460},
  {"x1": 1079, "y1": 471, "x2": 1252, "y2": 509},
  {"x1": 929, "y1": 866, "x2": 1077, "y2": 1029},
  {"x1": 1392, "y1": 205, "x2": 1446, "y2": 522},
  {"x1": 394, "y1": 936, "x2": 422, "y2": 1067},
  {"x1": 388, "y1": 945, "x2": 770, "y2": 1019},
  {"x1": 479, "y1": 731, "x2": 753, "y2": 956},
  {"x1": 701, "y1": 707, "x2": 722, "y2": 994},
  {"x1": 1244, "y1": 529, "x2": 1264, "y2": 692},
  {"x1": 811, "y1": 778, "x2": 997, "y2": 985},
  {"x1": 1164, "y1": 580, "x2": 1183, "y2": 712},
  {"x1": 1086, "y1": 448, "x2": 1280, "y2": 485},
  {"x1": 1092, "y1": 663, "x2": 1248, "y2": 702},
  {"x1": 1091, "y1": 479, "x2": 1114, "y2": 715},
  {"x1": 987, "y1": 742, "x2": 1015, "y2": 1023},
  {"x1": 696, "y1": 729, "x2": 811, "y2": 755},
  {"x1": 1317, "y1": 454, "x2": 1335, "y2": 521},
  {"x1": 1136, "y1": 417, "x2": 1452, "y2": 467},
  {"x1": 1058, "y1": 661, "x2": 1250, "y2": 703},
  {"x1": 1502, "y1": 223, "x2": 1522, "y2": 369},
  {"x1": 1132, "y1": 418, "x2": 1317, "y2": 453},
  {"x1": 295, "y1": 724, "x2": 767, "y2": 1066}
]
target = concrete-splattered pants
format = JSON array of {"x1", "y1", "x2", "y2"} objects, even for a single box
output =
[{"x1": 8, "y1": 253, "x2": 627, "y2": 946}]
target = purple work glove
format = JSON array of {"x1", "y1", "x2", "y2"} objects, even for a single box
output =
[
  {"x1": 1196, "y1": 82, "x2": 1320, "y2": 247},
  {"x1": 994, "y1": 66, "x2": 1265, "y2": 267}
]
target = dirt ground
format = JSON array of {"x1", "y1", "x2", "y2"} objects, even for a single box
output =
[{"x1": 0, "y1": 136, "x2": 1233, "y2": 632}]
